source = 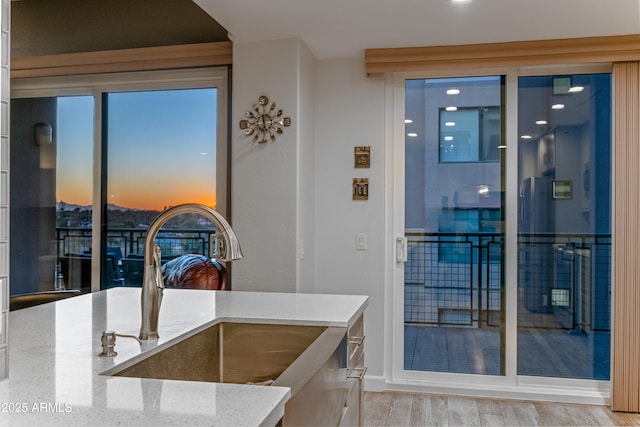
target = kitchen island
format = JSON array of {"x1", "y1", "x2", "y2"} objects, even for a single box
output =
[{"x1": 0, "y1": 288, "x2": 368, "y2": 426}]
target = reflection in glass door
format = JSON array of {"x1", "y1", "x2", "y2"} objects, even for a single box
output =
[
  {"x1": 517, "y1": 73, "x2": 611, "y2": 380},
  {"x1": 10, "y1": 96, "x2": 94, "y2": 296},
  {"x1": 403, "y1": 76, "x2": 505, "y2": 375}
]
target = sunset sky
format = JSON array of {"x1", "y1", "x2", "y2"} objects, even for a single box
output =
[{"x1": 56, "y1": 88, "x2": 218, "y2": 211}]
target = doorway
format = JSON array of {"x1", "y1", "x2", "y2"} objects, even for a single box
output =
[{"x1": 396, "y1": 70, "x2": 611, "y2": 391}]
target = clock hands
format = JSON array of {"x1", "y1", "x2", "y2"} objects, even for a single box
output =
[{"x1": 239, "y1": 96, "x2": 292, "y2": 143}]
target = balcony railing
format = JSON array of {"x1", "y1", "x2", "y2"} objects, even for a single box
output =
[
  {"x1": 56, "y1": 226, "x2": 216, "y2": 258},
  {"x1": 55, "y1": 226, "x2": 217, "y2": 290},
  {"x1": 405, "y1": 231, "x2": 611, "y2": 332},
  {"x1": 56, "y1": 226, "x2": 611, "y2": 331}
]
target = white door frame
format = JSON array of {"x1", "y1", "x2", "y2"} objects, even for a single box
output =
[{"x1": 380, "y1": 66, "x2": 611, "y2": 404}]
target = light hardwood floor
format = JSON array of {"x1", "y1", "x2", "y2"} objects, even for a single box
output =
[{"x1": 363, "y1": 391, "x2": 640, "y2": 426}]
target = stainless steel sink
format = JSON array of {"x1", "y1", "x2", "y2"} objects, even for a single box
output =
[
  {"x1": 109, "y1": 322, "x2": 328, "y2": 384},
  {"x1": 104, "y1": 321, "x2": 350, "y2": 426},
  {"x1": 103, "y1": 322, "x2": 349, "y2": 426}
]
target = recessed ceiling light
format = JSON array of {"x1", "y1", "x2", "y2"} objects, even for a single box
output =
[
  {"x1": 520, "y1": 135, "x2": 532, "y2": 139},
  {"x1": 535, "y1": 120, "x2": 548, "y2": 125},
  {"x1": 551, "y1": 104, "x2": 565, "y2": 110},
  {"x1": 404, "y1": 119, "x2": 413, "y2": 124},
  {"x1": 445, "y1": 106, "x2": 458, "y2": 111},
  {"x1": 445, "y1": 121, "x2": 456, "y2": 127},
  {"x1": 407, "y1": 133, "x2": 418, "y2": 137},
  {"x1": 446, "y1": 89, "x2": 461, "y2": 95},
  {"x1": 444, "y1": 136, "x2": 454, "y2": 141},
  {"x1": 451, "y1": 0, "x2": 471, "y2": 3},
  {"x1": 569, "y1": 86, "x2": 584, "y2": 93}
]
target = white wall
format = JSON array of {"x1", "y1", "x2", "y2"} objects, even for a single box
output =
[
  {"x1": 314, "y1": 58, "x2": 386, "y2": 378},
  {"x1": 231, "y1": 38, "x2": 316, "y2": 293},
  {"x1": 232, "y1": 43, "x2": 388, "y2": 378}
]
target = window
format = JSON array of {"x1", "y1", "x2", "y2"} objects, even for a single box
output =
[
  {"x1": 103, "y1": 88, "x2": 219, "y2": 289},
  {"x1": 439, "y1": 106, "x2": 501, "y2": 162},
  {"x1": 10, "y1": 68, "x2": 228, "y2": 295}
]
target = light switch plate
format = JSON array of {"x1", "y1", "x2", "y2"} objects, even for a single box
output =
[{"x1": 356, "y1": 233, "x2": 367, "y2": 250}]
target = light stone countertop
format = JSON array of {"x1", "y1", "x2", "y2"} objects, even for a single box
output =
[{"x1": 0, "y1": 288, "x2": 368, "y2": 426}]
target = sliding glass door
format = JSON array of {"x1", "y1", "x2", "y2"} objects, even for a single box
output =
[
  {"x1": 398, "y1": 70, "x2": 611, "y2": 388},
  {"x1": 516, "y1": 73, "x2": 611, "y2": 380},
  {"x1": 403, "y1": 76, "x2": 505, "y2": 375},
  {"x1": 102, "y1": 88, "x2": 219, "y2": 289},
  {"x1": 10, "y1": 96, "x2": 94, "y2": 295},
  {"x1": 11, "y1": 68, "x2": 228, "y2": 294}
]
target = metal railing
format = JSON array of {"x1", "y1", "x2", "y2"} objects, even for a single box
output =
[
  {"x1": 55, "y1": 226, "x2": 217, "y2": 289},
  {"x1": 404, "y1": 231, "x2": 611, "y2": 332},
  {"x1": 56, "y1": 226, "x2": 216, "y2": 259}
]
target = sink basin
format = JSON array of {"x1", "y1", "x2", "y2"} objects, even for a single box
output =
[
  {"x1": 109, "y1": 322, "x2": 328, "y2": 384},
  {"x1": 107, "y1": 322, "x2": 329, "y2": 384},
  {"x1": 104, "y1": 321, "x2": 350, "y2": 426}
]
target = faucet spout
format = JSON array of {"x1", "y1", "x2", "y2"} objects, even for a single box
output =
[{"x1": 139, "y1": 204, "x2": 243, "y2": 340}]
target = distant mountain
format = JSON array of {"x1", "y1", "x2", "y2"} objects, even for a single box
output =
[
  {"x1": 107, "y1": 203, "x2": 138, "y2": 212},
  {"x1": 56, "y1": 201, "x2": 143, "y2": 212},
  {"x1": 56, "y1": 202, "x2": 88, "y2": 211}
]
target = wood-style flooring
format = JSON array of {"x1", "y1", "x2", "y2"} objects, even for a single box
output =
[{"x1": 363, "y1": 391, "x2": 640, "y2": 426}]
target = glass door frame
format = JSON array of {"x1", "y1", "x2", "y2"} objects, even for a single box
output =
[
  {"x1": 11, "y1": 67, "x2": 229, "y2": 293},
  {"x1": 387, "y1": 64, "x2": 612, "y2": 403}
]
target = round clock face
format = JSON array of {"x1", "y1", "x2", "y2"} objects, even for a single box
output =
[
  {"x1": 239, "y1": 96, "x2": 291, "y2": 143},
  {"x1": 256, "y1": 114, "x2": 273, "y2": 131}
]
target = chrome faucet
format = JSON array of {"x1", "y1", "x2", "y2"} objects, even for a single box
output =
[{"x1": 139, "y1": 203, "x2": 243, "y2": 340}]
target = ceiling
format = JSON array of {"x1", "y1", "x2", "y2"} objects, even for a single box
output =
[
  {"x1": 11, "y1": 0, "x2": 640, "y2": 59},
  {"x1": 11, "y1": 0, "x2": 228, "y2": 57},
  {"x1": 194, "y1": 0, "x2": 640, "y2": 59}
]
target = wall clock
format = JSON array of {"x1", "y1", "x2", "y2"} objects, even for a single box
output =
[{"x1": 239, "y1": 95, "x2": 292, "y2": 143}]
